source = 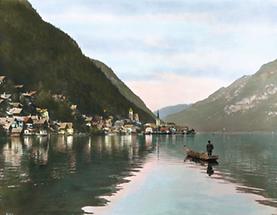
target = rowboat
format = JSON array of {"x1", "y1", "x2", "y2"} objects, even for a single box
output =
[{"x1": 185, "y1": 148, "x2": 218, "y2": 162}]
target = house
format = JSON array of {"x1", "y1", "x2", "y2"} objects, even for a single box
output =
[
  {"x1": 91, "y1": 116, "x2": 104, "y2": 130},
  {"x1": 70, "y1": 104, "x2": 77, "y2": 115},
  {"x1": 33, "y1": 118, "x2": 48, "y2": 136},
  {"x1": 144, "y1": 123, "x2": 156, "y2": 129},
  {"x1": 0, "y1": 76, "x2": 6, "y2": 85},
  {"x1": 21, "y1": 91, "x2": 37, "y2": 104},
  {"x1": 160, "y1": 126, "x2": 170, "y2": 134},
  {"x1": 52, "y1": 94, "x2": 66, "y2": 101},
  {"x1": 22, "y1": 91, "x2": 37, "y2": 98},
  {"x1": 145, "y1": 127, "x2": 153, "y2": 135},
  {"x1": 84, "y1": 116, "x2": 93, "y2": 127},
  {"x1": 7, "y1": 107, "x2": 23, "y2": 116},
  {"x1": 57, "y1": 122, "x2": 74, "y2": 135},
  {"x1": 0, "y1": 93, "x2": 11, "y2": 101},
  {"x1": 9, "y1": 102, "x2": 23, "y2": 108},
  {"x1": 70, "y1": 105, "x2": 77, "y2": 110},
  {"x1": 104, "y1": 118, "x2": 113, "y2": 128},
  {"x1": 114, "y1": 120, "x2": 124, "y2": 128},
  {"x1": 23, "y1": 117, "x2": 35, "y2": 136},
  {"x1": 36, "y1": 108, "x2": 49, "y2": 120},
  {"x1": 10, "y1": 118, "x2": 24, "y2": 137},
  {"x1": 124, "y1": 124, "x2": 137, "y2": 134},
  {"x1": 13, "y1": 85, "x2": 24, "y2": 100},
  {"x1": 14, "y1": 84, "x2": 24, "y2": 90},
  {"x1": 0, "y1": 117, "x2": 13, "y2": 134},
  {"x1": 144, "y1": 123, "x2": 156, "y2": 134},
  {"x1": 134, "y1": 113, "x2": 140, "y2": 122}
]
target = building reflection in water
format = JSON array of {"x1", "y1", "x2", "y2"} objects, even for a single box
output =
[
  {"x1": 104, "y1": 135, "x2": 113, "y2": 155},
  {"x1": 65, "y1": 136, "x2": 76, "y2": 173},
  {"x1": 87, "y1": 135, "x2": 147, "y2": 161},
  {"x1": 155, "y1": 136, "x2": 160, "y2": 160},
  {"x1": 145, "y1": 135, "x2": 153, "y2": 151},
  {"x1": 3, "y1": 137, "x2": 23, "y2": 168},
  {"x1": 83, "y1": 137, "x2": 92, "y2": 163},
  {"x1": 30, "y1": 139, "x2": 49, "y2": 166},
  {"x1": 53, "y1": 135, "x2": 74, "y2": 153},
  {"x1": 95, "y1": 136, "x2": 103, "y2": 155},
  {"x1": 131, "y1": 135, "x2": 139, "y2": 160},
  {"x1": 0, "y1": 134, "x2": 155, "y2": 187},
  {"x1": 37, "y1": 136, "x2": 48, "y2": 145},
  {"x1": 1, "y1": 137, "x2": 31, "y2": 185},
  {"x1": 23, "y1": 136, "x2": 33, "y2": 149},
  {"x1": 54, "y1": 135, "x2": 66, "y2": 153},
  {"x1": 66, "y1": 136, "x2": 73, "y2": 149},
  {"x1": 171, "y1": 135, "x2": 176, "y2": 144},
  {"x1": 145, "y1": 135, "x2": 152, "y2": 145}
]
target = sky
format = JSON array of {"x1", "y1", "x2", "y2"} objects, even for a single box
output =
[{"x1": 29, "y1": 0, "x2": 277, "y2": 110}]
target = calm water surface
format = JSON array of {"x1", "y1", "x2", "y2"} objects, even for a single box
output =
[{"x1": 0, "y1": 133, "x2": 277, "y2": 214}]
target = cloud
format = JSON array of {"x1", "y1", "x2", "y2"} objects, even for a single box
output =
[
  {"x1": 29, "y1": 0, "x2": 277, "y2": 108},
  {"x1": 126, "y1": 73, "x2": 228, "y2": 110}
]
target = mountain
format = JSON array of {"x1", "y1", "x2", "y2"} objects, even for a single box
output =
[
  {"x1": 0, "y1": 0, "x2": 154, "y2": 122},
  {"x1": 92, "y1": 60, "x2": 155, "y2": 118},
  {"x1": 166, "y1": 59, "x2": 277, "y2": 131},
  {"x1": 155, "y1": 104, "x2": 190, "y2": 119}
]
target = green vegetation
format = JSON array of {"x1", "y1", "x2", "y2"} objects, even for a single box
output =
[
  {"x1": 0, "y1": 0, "x2": 154, "y2": 122},
  {"x1": 93, "y1": 60, "x2": 155, "y2": 118},
  {"x1": 34, "y1": 90, "x2": 73, "y2": 121}
]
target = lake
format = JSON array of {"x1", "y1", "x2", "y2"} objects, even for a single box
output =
[{"x1": 0, "y1": 133, "x2": 277, "y2": 214}]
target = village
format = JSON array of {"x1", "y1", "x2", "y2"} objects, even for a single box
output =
[{"x1": 0, "y1": 75, "x2": 194, "y2": 137}]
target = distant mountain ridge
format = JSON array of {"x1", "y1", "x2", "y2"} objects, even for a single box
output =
[
  {"x1": 166, "y1": 59, "x2": 277, "y2": 131},
  {"x1": 155, "y1": 104, "x2": 190, "y2": 119},
  {"x1": 0, "y1": 0, "x2": 154, "y2": 122},
  {"x1": 92, "y1": 60, "x2": 155, "y2": 118}
]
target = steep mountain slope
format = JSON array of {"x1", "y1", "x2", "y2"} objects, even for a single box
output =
[
  {"x1": 92, "y1": 60, "x2": 155, "y2": 118},
  {"x1": 154, "y1": 104, "x2": 190, "y2": 119},
  {"x1": 166, "y1": 59, "x2": 277, "y2": 131},
  {"x1": 0, "y1": 0, "x2": 154, "y2": 122}
]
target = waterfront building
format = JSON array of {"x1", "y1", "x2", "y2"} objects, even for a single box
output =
[
  {"x1": 57, "y1": 122, "x2": 74, "y2": 135},
  {"x1": 0, "y1": 76, "x2": 6, "y2": 85},
  {"x1": 37, "y1": 108, "x2": 49, "y2": 120},
  {"x1": 134, "y1": 113, "x2": 139, "y2": 122}
]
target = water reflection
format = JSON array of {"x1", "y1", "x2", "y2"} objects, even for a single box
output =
[
  {"x1": 0, "y1": 134, "x2": 277, "y2": 214},
  {"x1": 0, "y1": 135, "x2": 154, "y2": 214},
  {"x1": 3, "y1": 138, "x2": 23, "y2": 168},
  {"x1": 207, "y1": 163, "x2": 214, "y2": 176},
  {"x1": 184, "y1": 133, "x2": 277, "y2": 208},
  {"x1": 184, "y1": 156, "x2": 218, "y2": 177},
  {"x1": 30, "y1": 140, "x2": 49, "y2": 166}
]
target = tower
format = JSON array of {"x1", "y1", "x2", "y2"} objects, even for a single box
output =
[
  {"x1": 156, "y1": 110, "x2": 160, "y2": 127},
  {"x1": 129, "y1": 108, "x2": 134, "y2": 121}
]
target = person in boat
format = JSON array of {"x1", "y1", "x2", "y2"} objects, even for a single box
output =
[{"x1": 206, "y1": 140, "x2": 214, "y2": 156}]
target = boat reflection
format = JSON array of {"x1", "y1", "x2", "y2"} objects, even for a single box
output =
[
  {"x1": 184, "y1": 156, "x2": 218, "y2": 177},
  {"x1": 207, "y1": 163, "x2": 214, "y2": 176}
]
